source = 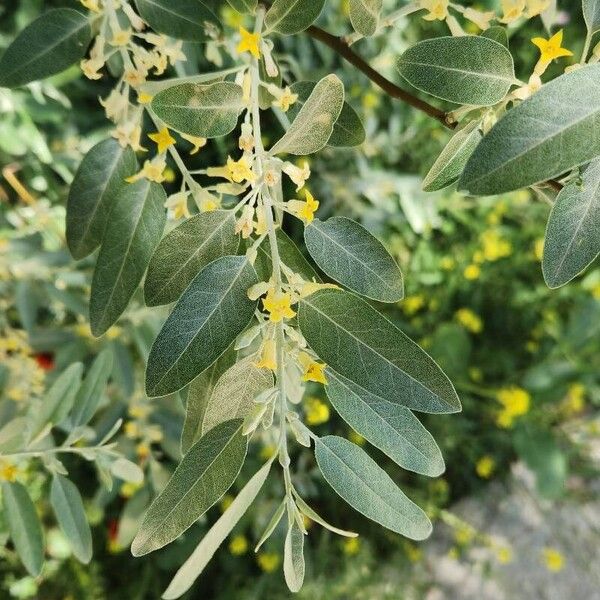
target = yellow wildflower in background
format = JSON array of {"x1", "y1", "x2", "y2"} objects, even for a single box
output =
[
  {"x1": 496, "y1": 546, "x2": 513, "y2": 564},
  {"x1": 402, "y1": 294, "x2": 425, "y2": 315},
  {"x1": 496, "y1": 386, "x2": 530, "y2": 428},
  {"x1": 237, "y1": 27, "x2": 261, "y2": 59},
  {"x1": 257, "y1": 552, "x2": 280, "y2": 572},
  {"x1": 541, "y1": 547, "x2": 565, "y2": 572},
  {"x1": 440, "y1": 256, "x2": 455, "y2": 271},
  {"x1": 463, "y1": 264, "x2": 481, "y2": 280},
  {"x1": 475, "y1": 455, "x2": 495, "y2": 478},
  {"x1": 229, "y1": 535, "x2": 248, "y2": 555},
  {"x1": 220, "y1": 495, "x2": 234, "y2": 513},
  {"x1": 562, "y1": 383, "x2": 585, "y2": 415},
  {"x1": 480, "y1": 229, "x2": 512, "y2": 261},
  {"x1": 534, "y1": 238, "x2": 544, "y2": 261},
  {"x1": 342, "y1": 537, "x2": 360, "y2": 555},
  {"x1": 0, "y1": 459, "x2": 18, "y2": 482},
  {"x1": 404, "y1": 542, "x2": 423, "y2": 562},
  {"x1": 259, "y1": 444, "x2": 276, "y2": 461},
  {"x1": 304, "y1": 397, "x2": 330, "y2": 425},
  {"x1": 454, "y1": 525, "x2": 475, "y2": 545},
  {"x1": 455, "y1": 308, "x2": 483, "y2": 334}
]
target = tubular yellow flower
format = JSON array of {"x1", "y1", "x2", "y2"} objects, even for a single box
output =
[
  {"x1": 237, "y1": 27, "x2": 261, "y2": 59},
  {"x1": 500, "y1": 0, "x2": 526, "y2": 23},
  {"x1": 532, "y1": 30, "x2": 573, "y2": 63},
  {"x1": 180, "y1": 133, "x2": 207, "y2": 155},
  {"x1": 256, "y1": 338, "x2": 277, "y2": 370},
  {"x1": 303, "y1": 362, "x2": 328, "y2": 385},
  {"x1": 110, "y1": 28, "x2": 132, "y2": 47},
  {"x1": 227, "y1": 156, "x2": 256, "y2": 184},
  {"x1": 126, "y1": 157, "x2": 167, "y2": 183},
  {"x1": 262, "y1": 290, "x2": 296, "y2": 322},
  {"x1": 137, "y1": 91, "x2": 153, "y2": 104},
  {"x1": 148, "y1": 127, "x2": 176, "y2": 154},
  {"x1": 0, "y1": 459, "x2": 18, "y2": 482},
  {"x1": 420, "y1": 0, "x2": 449, "y2": 21}
]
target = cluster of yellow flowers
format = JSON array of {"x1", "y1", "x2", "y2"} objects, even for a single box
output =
[
  {"x1": 123, "y1": 400, "x2": 163, "y2": 461},
  {"x1": 455, "y1": 308, "x2": 483, "y2": 334},
  {"x1": 496, "y1": 386, "x2": 531, "y2": 428},
  {"x1": 475, "y1": 455, "x2": 495, "y2": 479}
]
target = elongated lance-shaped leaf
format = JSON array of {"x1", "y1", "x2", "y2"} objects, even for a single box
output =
[
  {"x1": 50, "y1": 475, "x2": 93, "y2": 564},
  {"x1": 152, "y1": 82, "x2": 244, "y2": 138},
  {"x1": 0, "y1": 9, "x2": 91, "y2": 88},
  {"x1": 325, "y1": 369, "x2": 445, "y2": 476},
  {"x1": 202, "y1": 355, "x2": 274, "y2": 434},
  {"x1": 270, "y1": 75, "x2": 345, "y2": 156},
  {"x1": 181, "y1": 349, "x2": 236, "y2": 455},
  {"x1": 583, "y1": 0, "x2": 600, "y2": 34},
  {"x1": 396, "y1": 36, "x2": 515, "y2": 106},
  {"x1": 288, "y1": 81, "x2": 365, "y2": 147},
  {"x1": 349, "y1": 0, "x2": 382, "y2": 36},
  {"x1": 542, "y1": 159, "x2": 600, "y2": 288},
  {"x1": 284, "y1": 521, "x2": 305, "y2": 593},
  {"x1": 146, "y1": 256, "x2": 258, "y2": 397},
  {"x1": 141, "y1": 67, "x2": 243, "y2": 96},
  {"x1": 132, "y1": 419, "x2": 247, "y2": 556},
  {"x1": 305, "y1": 217, "x2": 403, "y2": 302},
  {"x1": 133, "y1": 0, "x2": 221, "y2": 41},
  {"x1": 145, "y1": 210, "x2": 240, "y2": 307},
  {"x1": 162, "y1": 459, "x2": 273, "y2": 599},
  {"x1": 460, "y1": 65, "x2": 600, "y2": 195},
  {"x1": 70, "y1": 349, "x2": 113, "y2": 427},
  {"x1": 422, "y1": 121, "x2": 481, "y2": 192},
  {"x1": 292, "y1": 491, "x2": 358, "y2": 538},
  {"x1": 298, "y1": 289, "x2": 460, "y2": 413},
  {"x1": 67, "y1": 139, "x2": 138, "y2": 260},
  {"x1": 315, "y1": 436, "x2": 432, "y2": 539},
  {"x1": 29, "y1": 362, "x2": 83, "y2": 440},
  {"x1": 265, "y1": 0, "x2": 326, "y2": 34},
  {"x1": 226, "y1": 0, "x2": 257, "y2": 13},
  {"x1": 90, "y1": 180, "x2": 166, "y2": 337},
  {"x1": 1, "y1": 482, "x2": 44, "y2": 576}
]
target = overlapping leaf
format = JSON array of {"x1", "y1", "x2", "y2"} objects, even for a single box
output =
[
  {"x1": 265, "y1": 0, "x2": 326, "y2": 34},
  {"x1": 283, "y1": 521, "x2": 305, "y2": 592},
  {"x1": 349, "y1": 0, "x2": 382, "y2": 36},
  {"x1": 583, "y1": 0, "x2": 600, "y2": 34}
]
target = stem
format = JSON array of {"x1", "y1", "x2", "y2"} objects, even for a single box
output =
[
  {"x1": 581, "y1": 32, "x2": 592, "y2": 64},
  {"x1": 1, "y1": 444, "x2": 116, "y2": 461}
]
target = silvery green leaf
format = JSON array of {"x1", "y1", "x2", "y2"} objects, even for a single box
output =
[
  {"x1": 298, "y1": 289, "x2": 460, "y2": 414},
  {"x1": 70, "y1": 349, "x2": 113, "y2": 427},
  {"x1": 396, "y1": 36, "x2": 515, "y2": 106},
  {"x1": 132, "y1": 419, "x2": 247, "y2": 556},
  {"x1": 226, "y1": 0, "x2": 257, "y2": 13},
  {"x1": 265, "y1": 0, "x2": 326, "y2": 35},
  {"x1": 255, "y1": 500, "x2": 285, "y2": 552},
  {"x1": 145, "y1": 256, "x2": 258, "y2": 397},
  {"x1": 284, "y1": 521, "x2": 305, "y2": 593},
  {"x1": 422, "y1": 121, "x2": 481, "y2": 192},
  {"x1": 0, "y1": 418, "x2": 28, "y2": 453},
  {"x1": 67, "y1": 139, "x2": 137, "y2": 260},
  {"x1": 162, "y1": 459, "x2": 273, "y2": 599},
  {"x1": 481, "y1": 26, "x2": 509, "y2": 47},
  {"x1": 90, "y1": 180, "x2": 166, "y2": 336},
  {"x1": 141, "y1": 67, "x2": 243, "y2": 96},
  {"x1": 1, "y1": 482, "x2": 44, "y2": 576},
  {"x1": 583, "y1": 0, "x2": 600, "y2": 34},
  {"x1": 116, "y1": 488, "x2": 151, "y2": 548},
  {"x1": 292, "y1": 492, "x2": 358, "y2": 537},
  {"x1": 50, "y1": 475, "x2": 92, "y2": 564},
  {"x1": 235, "y1": 324, "x2": 261, "y2": 350},
  {"x1": 325, "y1": 369, "x2": 445, "y2": 476},
  {"x1": 133, "y1": 0, "x2": 220, "y2": 41},
  {"x1": 202, "y1": 355, "x2": 274, "y2": 433},
  {"x1": 304, "y1": 217, "x2": 403, "y2": 302},
  {"x1": 460, "y1": 65, "x2": 600, "y2": 195},
  {"x1": 0, "y1": 9, "x2": 91, "y2": 88},
  {"x1": 314, "y1": 436, "x2": 432, "y2": 539},
  {"x1": 181, "y1": 349, "x2": 236, "y2": 455},
  {"x1": 288, "y1": 81, "x2": 365, "y2": 147},
  {"x1": 110, "y1": 458, "x2": 144, "y2": 485},
  {"x1": 29, "y1": 362, "x2": 83, "y2": 440},
  {"x1": 145, "y1": 210, "x2": 240, "y2": 306},
  {"x1": 270, "y1": 74, "x2": 345, "y2": 155},
  {"x1": 349, "y1": 0, "x2": 382, "y2": 36},
  {"x1": 542, "y1": 159, "x2": 600, "y2": 288},
  {"x1": 151, "y1": 82, "x2": 244, "y2": 138}
]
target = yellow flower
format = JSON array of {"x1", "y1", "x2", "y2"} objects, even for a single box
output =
[
  {"x1": 262, "y1": 290, "x2": 296, "y2": 322},
  {"x1": 0, "y1": 459, "x2": 18, "y2": 482},
  {"x1": 290, "y1": 190, "x2": 319, "y2": 224},
  {"x1": 440, "y1": 256, "x2": 455, "y2": 271},
  {"x1": 500, "y1": 0, "x2": 526, "y2": 23},
  {"x1": 128, "y1": 403, "x2": 151, "y2": 419},
  {"x1": 237, "y1": 27, "x2": 261, "y2": 59},
  {"x1": 348, "y1": 430, "x2": 366, "y2": 446},
  {"x1": 126, "y1": 157, "x2": 166, "y2": 183},
  {"x1": 120, "y1": 481, "x2": 142, "y2": 498},
  {"x1": 110, "y1": 28, "x2": 132, "y2": 47},
  {"x1": 180, "y1": 133, "x2": 207, "y2": 155},
  {"x1": 404, "y1": 542, "x2": 423, "y2": 562},
  {"x1": 303, "y1": 362, "x2": 328, "y2": 385},
  {"x1": 272, "y1": 87, "x2": 298, "y2": 112},
  {"x1": 80, "y1": 0, "x2": 101, "y2": 12},
  {"x1": 282, "y1": 161, "x2": 311, "y2": 190},
  {"x1": 229, "y1": 535, "x2": 248, "y2": 555},
  {"x1": 496, "y1": 386, "x2": 530, "y2": 428},
  {"x1": 526, "y1": 0, "x2": 550, "y2": 16},
  {"x1": 304, "y1": 397, "x2": 330, "y2": 425},
  {"x1": 220, "y1": 495, "x2": 234, "y2": 512},
  {"x1": 136, "y1": 442, "x2": 151, "y2": 460},
  {"x1": 165, "y1": 192, "x2": 190, "y2": 220},
  {"x1": 342, "y1": 537, "x2": 360, "y2": 555},
  {"x1": 259, "y1": 444, "x2": 277, "y2": 461},
  {"x1": 532, "y1": 30, "x2": 573, "y2": 72},
  {"x1": 227, "y1": 156, "x2": 256, "y2": 184},
  {"x1": 148, "y1": 127, "x2": 176, "y2": 154},
  {"x1": 455, "y1": 308, "x2": 483, "y2": 334},
  {"x1": 256, "y1": 339, "x2": 277, "y2": 371},
  {"x1": 402, "y1": 294, "x2": 425, "y2": 316},
  {"x1": 475, "y1": 455, "x2": 495, "y2": 479},
  {"x1": 420, "y1": 0, "x2": 449, "y2": 21},
  {"x1": 480, "y1": 230, "x2": 512, "y2": 261},
  {"x1": 137, "y1": 91, "x2": 153, "y2": 105},
  {"x1": 541, "y1": 547, "x2": 565, "y2": 572},
  {"x1": 124, "y1": 421, "x2": 141, "y2": 439},
  {"x1": 81, "y1": 58, "x2": 104, "y2": 80},
  {"x1": 496, "y1": 546, "x2": 513, "y2": 564},
  {"x1": 257, "y1": 551, "x2": 280, "y2": 572},
  {"x1": 563, "y1": 383, "x2": 585, "y2": 415},
  {"x1": 463, "y1": 264, "x2": 481, "y2": 280},
  {"x1": 454, "y1": 525, "x2": 475, "y2": 545}
]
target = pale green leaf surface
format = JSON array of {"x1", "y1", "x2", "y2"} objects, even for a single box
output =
[
  {"x1": 481, "y1": 26, "x2": 509, "y2": 47},
  {"x1": 292, "y1": 492, "x2": 358, "y2": 537},
  {"x1": 67, "y1": 139, "x2": 137, "y2": 260},
  {"x1": 50, "y1": 475, "x2": 92, "y2": 564},
  {"x1": 284, "y1": 521, "x2": 305, "y2": 593},
  {"x1": 146, "y1": 256, "x2": 258, "y2": 397},
  {"x1": 162, "y1": 459, "x2": 273, "y2": 599},
  {"x1": 145, "y1": 210, "x2": 240, "y2": 306},
  {"x1": 349, "y1": 0, "x2": 382, "y2": 36},
  {"x1": 460, "y1": 65, "x2": 600, "y2": 194},
  {"x1": 90, "y1": 180, "x2": 166, "y2": 336},
  {"x1": 304, "y1": 217, "x2": 403, "y2": 302},
  {"x1": 298, "y1": 289, "x2": 460, "y2": 414},
  {"x1": 270, "y1": 75, "x2": 344, "y2": 155},
  {"x1": 226, "y1": 0, "x2": 257, "y2": 13},
  {"x1": 0, "y1": 9, "x2": 91, "y2": 88},
  {"x1": 396, "y1": 36, "x2": 515, "y2": 106},
  {"x1": 151, "y1": 82, "x2": 244, "y2": 138},
  {"x1": 326, "y1": 369, "x2": 445, "y2": 476},
  {"x1": 315, "y1": 436, "x2": 432, "y2": 539},
  {"x1": 583, "y1": 0, "x2": 600, "y2": 34},
  {"x1": 265, "y1": 0, "x2": 326, "y2": 34},
  {"x1": 132, "y1": 419, "x2": 247, "y2": 556},
  {"x1": 542, "y1": 159, "x2": 600, "y2": 288}
]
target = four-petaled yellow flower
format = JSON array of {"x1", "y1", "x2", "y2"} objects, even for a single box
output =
[
  {"x1": 237, "y1": 27, "x2": 261, "y2": 59},
  {"x1": 228, "y1": 156, "x2": 256, "y2": 184},
  {"x1": 532, "y1": 30, "x2": 573, "y2": 66},
  {"x1": 297, "y1": 190, "x2": 319, "y2": 223},
  {"x1": 263, "y1": 289, "x2": 296, "y2": 322},
  {"x1": 272, "y1": 87, "x2": 298, "y2": 112},
  {"x1": 256, "y1": 338, "x2": 277, "y2": 370},
  {"x1": 148, "y1": 127, "x2": 176, "y2": 154},
  {"x1": 181, "y1": 133, "x2": 207, "y2": 155},
  {"x1": 137, "y1": 91, "x2": 153, "y2": 105}
]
